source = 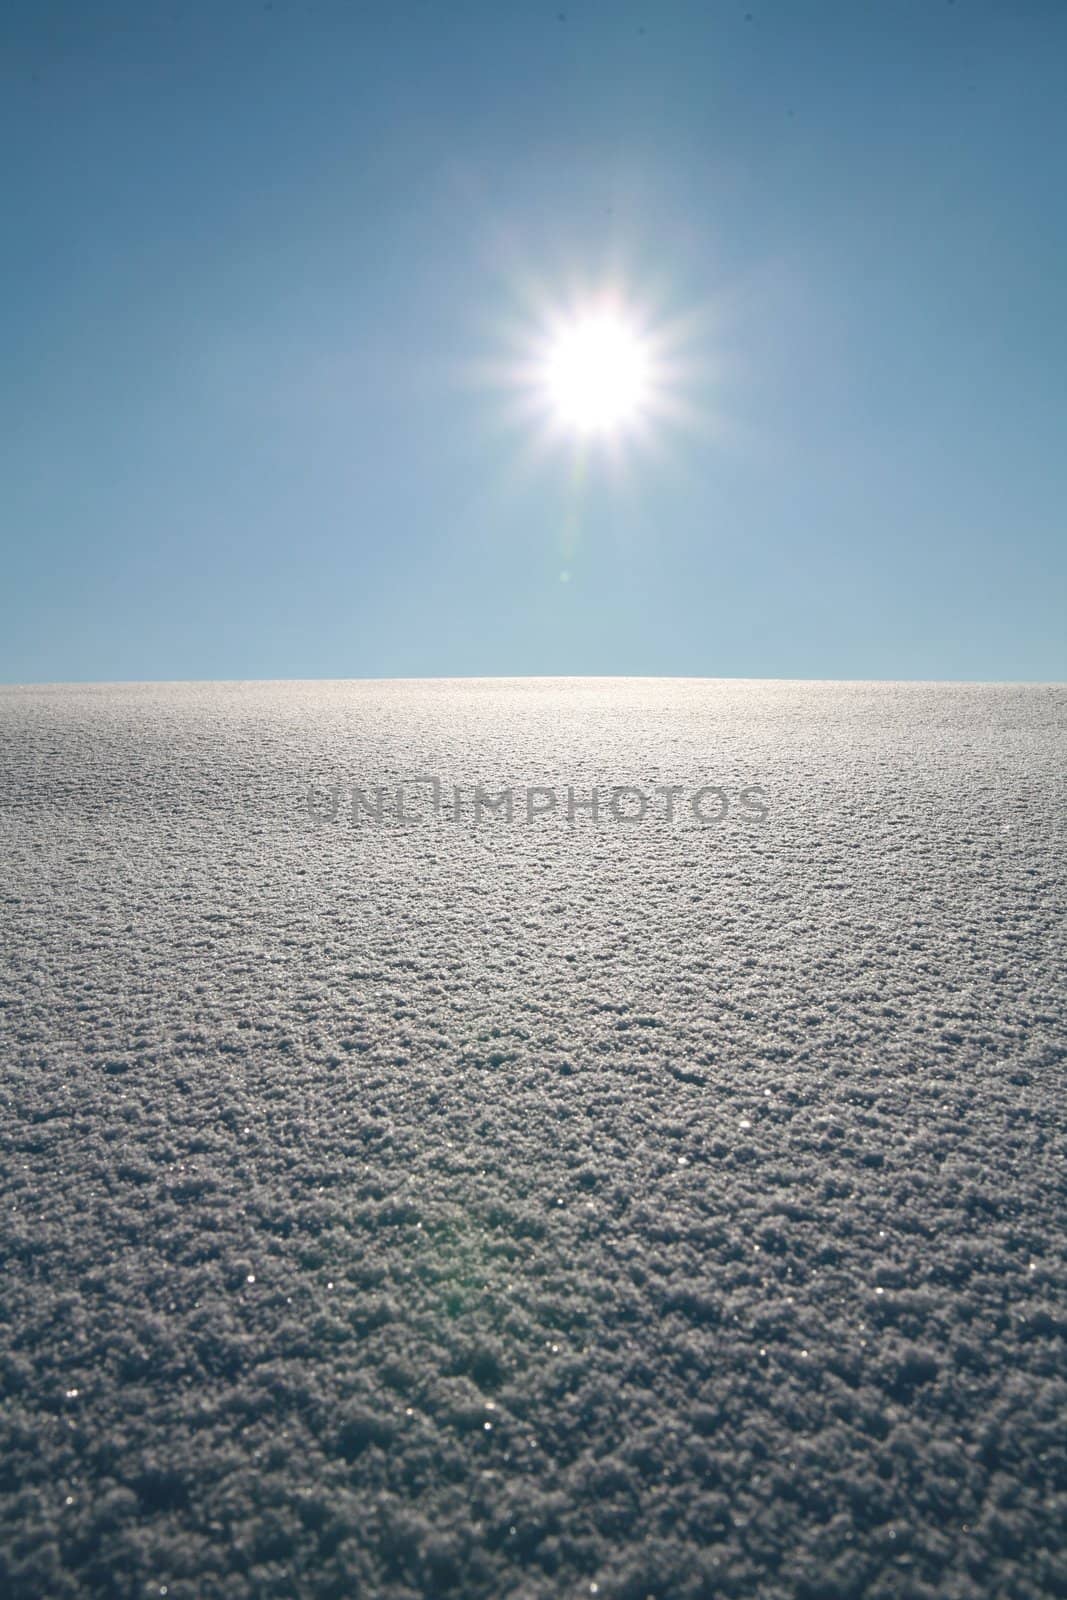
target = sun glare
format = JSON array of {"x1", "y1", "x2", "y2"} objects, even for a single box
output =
[
  {"x1": 542, "y1": 313, "x2": 652, "y2": 435},
  {"x1": 482, "y1": 281, "x2": 703, "y2": 466}
]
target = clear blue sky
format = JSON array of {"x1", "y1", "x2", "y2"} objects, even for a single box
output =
[{"x1": 3, "y1": 0, "x2": 1064, "y2": 682}]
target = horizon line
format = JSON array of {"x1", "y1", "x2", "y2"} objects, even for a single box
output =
[{"x1": 2, "y1": 673, "x2": 1064, "y2": 690}]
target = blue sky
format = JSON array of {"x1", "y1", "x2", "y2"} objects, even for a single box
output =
[{"x1": 3, "y1": 0, "x2": 1064, "y2": 682}]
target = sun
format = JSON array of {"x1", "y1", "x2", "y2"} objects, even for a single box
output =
[
  {"x1": 541, "y1": 313, "x2": 652, "y2": 435},
  {"x1": 479, "y1": 282, "x2": 701, "y2": 462}
]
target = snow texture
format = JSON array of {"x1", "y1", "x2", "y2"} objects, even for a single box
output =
[{"x1": 0, "y1": 678, "x2": 1064, "y2": 1600}]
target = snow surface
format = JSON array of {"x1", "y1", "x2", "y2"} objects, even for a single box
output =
[{"x1": 0, "y1": 678, "x2": 1064, "y2": 1600}]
